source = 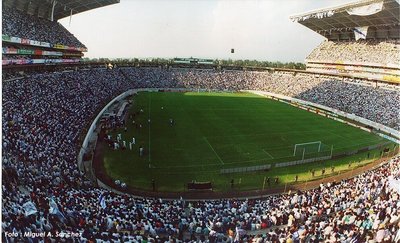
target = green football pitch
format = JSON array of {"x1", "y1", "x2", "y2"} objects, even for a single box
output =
[{"x1": 102, "y1": 91, "x2": 390, "y2": 192}]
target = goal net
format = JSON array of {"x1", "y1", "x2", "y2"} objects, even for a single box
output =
[{"x1": 293, "y1": 141, "x2": 322, "y2": 158}]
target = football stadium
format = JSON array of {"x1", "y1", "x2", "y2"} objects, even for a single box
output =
[{"x1": 2, "y1": 0, "x2": 400, "y2": 242}]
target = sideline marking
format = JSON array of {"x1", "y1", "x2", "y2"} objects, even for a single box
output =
[
  {"x1": 203, "y1": 137, "x2": 224, "y2": 165},
  {"x1": 148, "y1": 93, "x2": 151, "y2": 163}
]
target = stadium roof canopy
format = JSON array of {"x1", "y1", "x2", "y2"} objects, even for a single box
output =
[
  {"x1": 290, "y1": 0, "x2": 400, "y2": 40},
  {"x1": 3, "y1": 0, "x2": 120, "y2": 21}
]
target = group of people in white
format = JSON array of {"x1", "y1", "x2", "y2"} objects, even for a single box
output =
[
  {"x1": 2, "y1": 66, "x2": 400, "y2": 242},
  {"x1": 108, "y1": 133, "x2": 136, "y2": 151}
]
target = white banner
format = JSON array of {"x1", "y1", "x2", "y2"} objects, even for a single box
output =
[
  {"x1": 29, "y1": 40, "x2": 41, "y2": 46},
  {"x1": 10, "y1": 36, "x2": 21, "y2": 44},
  {"x1": 378, "y1": 133, "x2": 400, "y2": 144},
  {"x1": 346, "y1": 1, "x2": 383, "y2": 16},
  {"x1": 389, "y1": 176, "x2": 400, "y2": 194},
  {"x1": 354, "y1": 26, "x2": 369, "y2": 41},
  {"x1": 42, "y1": 51, "x2": 63, "y2": 56},
  {"x1": 40, "y1": 42, "x2": 51, "y2": 47}
]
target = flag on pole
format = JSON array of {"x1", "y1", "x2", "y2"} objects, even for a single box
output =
[
  {"x1": 99, "y1": 194, "x2": 106, "y2": 209},
  {"x1": 49, "y1": 197, "x2": 66, "y2": 222},
  {"x1": 23, "y1": 201, "x2": 37, "y2": 216},
  {"x1": 69, "y1": 9, "x2": 73, "y2": 26},
  {"x1": 234, "y1": 226, "x2": 240, "y2": 243},
  {"x1": 234, "y1": 227, "x2": 246, "y2": 243}
]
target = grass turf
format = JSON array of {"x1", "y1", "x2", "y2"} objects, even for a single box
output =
[{"x1": 103, "y1": 91, "x2": 391, "y2": 192}]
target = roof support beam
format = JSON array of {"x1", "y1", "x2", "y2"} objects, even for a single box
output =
[
  {"x1": 51, "y1": 0, "x2": 57, "y2": 21},
  {"x1": 5, "y1": 0, "x2": 119, "y2": 21},
  {"x1": 10, "y1": 0, "x2": 18, "y2": 9},
  {"x1": 34, "y1": 3, "x2": 41, "y2": 18},
  {"x1": 23, "y1": 0, "x2": 30, "y2": 13},
  {"x1": 294, "y1": 0, "x2": 400, "y2": 41}
]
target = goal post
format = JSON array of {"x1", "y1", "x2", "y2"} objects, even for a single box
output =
[{"x1": 293, "y1": 141, "x2": 322, "y2": 156}]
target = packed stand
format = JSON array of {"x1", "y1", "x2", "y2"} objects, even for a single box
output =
[
  {"x1": 307, "y1": 40, "x2": 400, "y2": 66},
  {"x1": 252, "y1": 72, "x2": 400, "y2": 130},
  {"x1": 120, "y1": 67, "x2": 260, "y2": 91},
  {"x1": 3, "y1": 154, "x2": 400, "y2": 241},
  {"x1": 2, "y1": 67, "x2": 400, "y2": 242},
  {"x1": 120, "y1": 67, "x2": 400, "y2": 130},
  {"x1": 2, "y1": 7, "x2": 86, "y2": 48}
]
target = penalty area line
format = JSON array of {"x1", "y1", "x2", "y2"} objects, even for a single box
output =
[
  {"x1": 262, "y1": 149, "x2": 274, "y2": 159},
  {"x1": 203, "y1": 137, "x2": 224, "y2": 165}
]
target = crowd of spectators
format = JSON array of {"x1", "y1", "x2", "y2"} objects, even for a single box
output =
[
  {"x1": 119, "y1": 68, "x2": 399, "y2": 130},
  {"x1": 251, "y1": 72, "x2": 400, "y2": 130},
  {"x1": 2, "y1": 54, "x2": 29, "y2": 60},
  {"x1": 2, "y1": 67, "x2": 400, "y2": 242},
  {"x1": 2, "y1": 7, "x2": 86, "y2": 48},
  {"x1": 306, "y1": 40, "x2": 400, "y2": 65},
  {"x1": 2, "y1": 54, "x2": 64, "y2": 60}
]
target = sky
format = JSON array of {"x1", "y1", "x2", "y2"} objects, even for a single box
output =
[{"x1": 59, "y1": 0, "x2": 351, "y2": 62}]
